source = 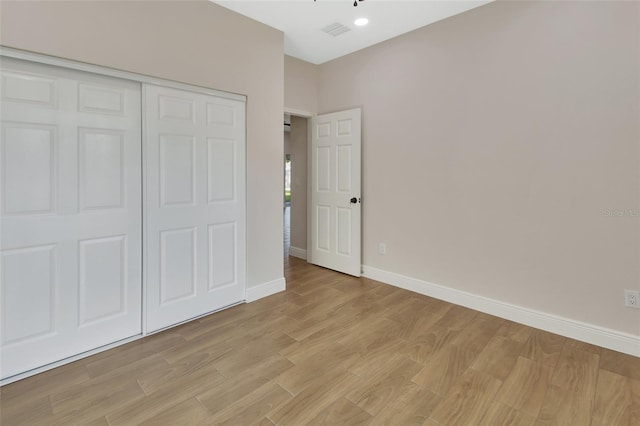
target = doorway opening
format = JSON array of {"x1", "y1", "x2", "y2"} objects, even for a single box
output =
[
  {"x1": 283, "y1": 113, "x2": 309, "y2": 262},
  {"x1": 282, "y1": 107, "x2": 361, "y2": 275},
  {"x1": 284, "y1": 153, "x2": 291, "y2": 259}
]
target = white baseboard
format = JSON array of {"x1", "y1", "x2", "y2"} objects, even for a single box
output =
[
  {"x1": 245, "y1": 277, "x2": 286, "y2": 303},
  {"x1": 362, "y1": 265, "x2": 640, "y2": 357},
  {"x1": 289, "y1": 246, "x2": 307, "y2": 260}
]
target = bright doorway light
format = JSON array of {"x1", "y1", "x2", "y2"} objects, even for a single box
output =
[{"x1": 354, "y1": 17, "x2": 369, "y2": 26}]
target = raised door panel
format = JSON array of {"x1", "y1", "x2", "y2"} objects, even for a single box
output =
[
  {"x1": 206, "y1": 103, "x2": 235, "y2": 126},
  {"x1": 208, "y1": 222, "x2": 236, "y2": 290},
  {"x1": 1, "y1": 245, "x2": 57, "y2": 345},
  {"x1": 78, "y1": 236, "x2": 127, "y2": 325},
  {"x1": 336, "y1": 145, "x2": 352, "y2": 194},
  {"x1": 316, "y1": 146, "x2": 331, "y2": 193},
  {"x1": 159, "y1": 134, "x2": 196, "y2": 207},
  {"x1": 159, "y1": 95, "x2": 195, "y2": 123},
  {"x1": 1, "y1": 71, "x2": 57, "y2": 107},
  {"x1": 207, "y1": 138, "x2": 235, "y2": 203},
  {"x1": 79, "y1": 128, "x2": 125, "y2": 210},
  {"x1": 336, "y1": 208, "x2": 352, "y2": 256},
  {"x1": 160, "y1": 228, "x2": 197, "y2": 304},
  {"x1": 316, "y1": 205, "x2": 331, "y2": 252},
  {"x1": 2, "y1": 124, "x2": 56, "y2": 215},
  {"x1": 78, "y1": 83, "x2": 125, "y2": 116}
]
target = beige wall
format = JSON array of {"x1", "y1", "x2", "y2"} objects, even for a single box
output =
[
  {"x1": 319, "y1": 1, "x2": 640, "y2": 335},
  {"x1": 289, "y1": 116, "x2": 308, "y2": 251},
  {"x1": 0, "y1": 0, "x2": 285, "y2": 289},
  {"x1": 284, "y1": 55, "x2": 318, "y2": 115}
]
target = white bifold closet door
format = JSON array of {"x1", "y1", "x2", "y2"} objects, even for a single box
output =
[
  {"x1": 144, "y1": 84, "x2": 246, "y2": 332},
  {"x1": 0, "y1": 59, "x2": 142, "y2": 380}
]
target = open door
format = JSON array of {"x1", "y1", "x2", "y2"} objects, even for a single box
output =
[{"x1": 309, "y1": 108, "x2": 361, "y2": 276}]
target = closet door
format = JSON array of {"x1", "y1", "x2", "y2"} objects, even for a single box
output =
[
  {"x1": 144, "y1": 84, "x2": 246, "y2": 332},
  {"x1": 0, "y1": 59, "x2": 142, "y2": 380}
]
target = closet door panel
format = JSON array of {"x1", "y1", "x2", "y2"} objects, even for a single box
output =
[
  {"x1": 145, "y1": 84, "x2": 246, "y2": 332},
  {"x1": 0, "y1": 59, "x2": 142, "y2": 380}
]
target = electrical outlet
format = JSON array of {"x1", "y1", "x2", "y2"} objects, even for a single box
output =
[
  {"x1": 624, "y1": 289, "x2": 640, "y2": 309},
  {"x1": 379, "y1": 243, "x2": 386, "y2": 255}
]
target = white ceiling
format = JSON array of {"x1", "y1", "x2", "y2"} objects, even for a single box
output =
[{"x1": 212, "y1": 0, "x2": 493, "y2": 64}]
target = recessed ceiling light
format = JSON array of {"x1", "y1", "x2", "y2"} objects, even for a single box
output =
[{"x1": 354, "y1": 18, "x2": 369, "y2": 27}]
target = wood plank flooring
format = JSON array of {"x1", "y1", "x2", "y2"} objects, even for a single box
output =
[{"x1": 2, "y1": 256, "x2": 639, "y2": 425}]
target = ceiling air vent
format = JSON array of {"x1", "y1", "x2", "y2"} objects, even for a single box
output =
[{"x1": 321, "y1": 22, "x2": 351, "y2": 37}]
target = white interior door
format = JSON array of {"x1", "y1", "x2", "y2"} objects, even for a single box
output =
[
  {"x1": 144, "y1": 84, "x2": 246, "y2": 333},
  {"x1": 0, "y1": 59, "x2": 142, "y2": 380},
  {"x1": 310, "y1": 108, "x2": 361, "y2": 276}
]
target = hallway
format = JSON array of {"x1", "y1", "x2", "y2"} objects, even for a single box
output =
[{"x1": 284, "y1": 204, "x2": 290, "y2": 259}]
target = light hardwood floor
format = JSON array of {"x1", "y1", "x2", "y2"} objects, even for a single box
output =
[{"x1": 2, "y1": 256, "x2": 639, "y2": 425}]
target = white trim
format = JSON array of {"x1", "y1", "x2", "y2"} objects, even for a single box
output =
[
  {"x1": 284, "y1": 107, "x2": 315, "y2": 118},
  {"x1": 141, "y1": 83, "x2": 149, "y2": 336},
  {"x1": 289, "y1": 246, "x2": 307, "y2": 260},
  {"x1": 362, "y1": 265, "x2": 640, "y2": 357},
  {"x1": 245, "y1": 277, "x2": 286, "y2": 302},
  {"x1": 0, "y1": 47, "x2": 246, "y2": 102}
]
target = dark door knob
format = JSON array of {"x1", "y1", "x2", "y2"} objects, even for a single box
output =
[{"x1": 350, "y1": 197, "x2": 358, "y2": 204}]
